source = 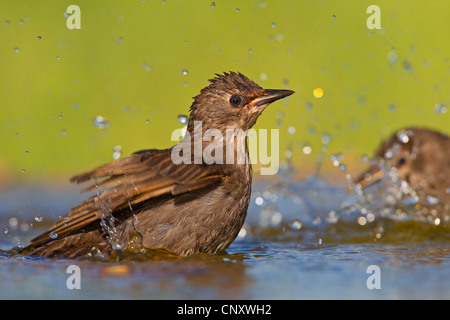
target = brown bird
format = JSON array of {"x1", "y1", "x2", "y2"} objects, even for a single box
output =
[
  {"x1": 21, "y1": 72, "x2": 294, "y2": 258},
  {"x1": 355, "y1": 128, "x2": 450, "y2": 206}
]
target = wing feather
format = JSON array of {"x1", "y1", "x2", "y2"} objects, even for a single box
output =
[{"x1": 28, "y1": 147, "x2": 225, "y2": 248}]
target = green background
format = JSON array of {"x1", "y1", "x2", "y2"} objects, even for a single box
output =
[{"x1": 1, "y1": 0, "x2": 449, "y2": 187}]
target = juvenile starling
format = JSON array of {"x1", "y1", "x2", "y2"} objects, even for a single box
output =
[
  {"x1": 355, "y1": 128, "x2": 450, "y2": 205},
  {"x1": 22, "y1": 72, "x2": 294, "y2": 258}
]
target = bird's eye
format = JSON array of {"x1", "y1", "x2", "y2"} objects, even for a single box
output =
[
  {"x1": 396, "y1": 157, "x2": 406, "y2": 167},
  {"x1": 229, "y1": 94, "x2": 243, "y2": 107}
]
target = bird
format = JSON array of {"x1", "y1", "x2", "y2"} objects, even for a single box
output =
[
  {"x1": 354, "y1": 127, "x2": 450, "y2": 206},
  {"x1": 20, "y1": 72, "x2": 294, "y2": 258}
]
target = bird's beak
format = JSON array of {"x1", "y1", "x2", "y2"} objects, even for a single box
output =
[
  {"x1": 354, "y1": 164, "x2": 386, "y2": 189},
  {"x1": 250, "y1": 89, "x2": 295, "y2": 110}
]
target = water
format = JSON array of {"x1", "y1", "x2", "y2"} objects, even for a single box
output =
[{"x1": 0, "y1": 166, "x2": 448, "y2": 299}]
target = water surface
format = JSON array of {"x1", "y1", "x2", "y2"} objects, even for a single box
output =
[{"x1": 0, "y1": 171, "x2": 448, "y2": 300}]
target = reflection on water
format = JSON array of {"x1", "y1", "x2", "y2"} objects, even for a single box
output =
[{"x1": 0, "y1": 164, "x2": 449, "y2": 299}]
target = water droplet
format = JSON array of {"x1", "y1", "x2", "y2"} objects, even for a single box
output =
[
  {"x1": 14, "y1": 47, "x2": 19, "y2": 53},
  {"x1": 387, "y1": 51, "x2": 397, "y2": 62},
  {"x1": 313, "y1": 87, "x2": 323, "y2": 98},
  {"x1": 56, "y1": 56, "x2": 60, "y2": 60},
  {"x1": 116, "y1": 36, "x2": 123, "y2": 44},
  {"x1": 255, "y1": 196, "x2": 264, "y2": 206},
  {"x1": 9, "y1": 218, "x2": 19, "y2": 229},
  {"x1": 49, "y1": 232, "x2": 58, "y2": 239},
  {"x1": 235, "y1": 8, "x2": 239, "y2": 13},
  {"x1": 248, "y1": 48, "x2": 253, "y2": 54},
  {"x1": 37, "y1": 36, "x2": 42, "y2": 40},
  {"x1": 330, "y1": 153, "x2": 343, "y2": 166},
  {"x1": 21, "y1": 169, "x2": 26, "y2": 173},
  {"x1": 25, "y1": 150, "x2": 30, "y2": 155},
  {"x1": 361, "y1": 154, "x2": 369, "y2": 162},
  {"x1": 59, "y1": 112, "x2": 63, "y2": 119},
  {"x1": 302, "y1": 145, "x2": 312, "y2": 155},
  {"x1": 181, "y1": 69, "x2": 188, "y2": 76},
  {"x1": 425, "y1": 195, "x2": 440, "y2": 205},
  {"x1": 93, "y1": 116, "x2": 110, "y2": 128},
  {"x1": 19, "y1": 19, "x2": 24, "y2": 25},
  {"x1": 357, "y1": 216, "x2": 367, "y2": 226},
  {"x1": 128, "y1": 231, "x2": 144, "y2": 253},
  {"x1": 332, "y1": 14, "x2": 336, "y2": 19},
  {"x1": 321, "y1": 133, "x2": 331, "y2": 145},
  {"x1": 34, "y1": 216, "x2": 44, "y2": 222},
  {"x1": 5, "y1": 20, "x2": 10, "y2": 25},
  {"x1": 61, "y1": 129, "x2": 67, "y2": 135},
  {"x1": 291, "y1": 220, "x2": 302, "y2": 230},
  {"x1": 260, "y1": 72, "x2": 268, "y2": 81},
  {"x1": 305, "y1": 102, "x2": 313, "y2": 110},
  {"x1": 402, "y1": 59, "x2": 413, "y2": 72},
  {"x1": 271, "y1": 22, "x2": 276, "y2": 28},
  {"x1": 434, "y1": 103, "x2": 447, "y2": 114},
  {"x1": 211, "y1": 2, "x2": 215, "y2": 8},
  {"x1": 64, "y1": 12, "x2": 70, "y2": 18},
  {"x1": 112, "y1": 145, "x2": 122, "y2": 159},
  {"x1": 388, "y1": 104, "x2": 396, "y2": 112},
  {"x1": 396, "y1": 129, "x2": 412, "y2": 143},
  {"x1": 73, "y1": 103, "x2": 79, "y2": 109},
  {"x1": 177, "y1": 114, "x2": 189, "y2": 125}
]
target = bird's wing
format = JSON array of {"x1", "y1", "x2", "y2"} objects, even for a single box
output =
[{"x1": 28, "y1": 148, "x2": 225, "y2": 248}]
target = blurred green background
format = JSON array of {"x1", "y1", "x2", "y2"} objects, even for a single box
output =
[{"x1": 1, "y1": 0, "x2": 449, "y2": 187}]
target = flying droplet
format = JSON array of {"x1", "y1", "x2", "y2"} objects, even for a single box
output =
[
  {"x1": 37, "y1": 36, "x2": 42, "y2": 40},
  {"x1": 291, "y1": 220, "x2": 302, "y2": 230},
  {"x1": 34, "y1": 216, "x2": 44, "y2": 222},
  {"x1": 435, "y1": 103, "x2": 447, "y2": 114},
  {"x1": 332, "y1": 15, "x2": 336, "y2": 19},
  {"x1": 14, "y1": 47, "x2": 19, "y2": 53},
  {"x1": 112, "y1": 145, "x2": 122, "y2": 160},
  {"x1": 396, "y1": 129, "x2": 412, "y2": 143},
  {"x1": 211, "y1": 2, "x2": 215, "y2": 8},
  {"x1": 235, "y1": 8, "x2": 240, "y2": 13},
  {"x1": 49, "y1": 232, "x2": 58, "y2": 239},
  {"x1": 93, "y1": 116, "x2": 110, "y2": 128},
  {"x1": 177, "y1": 114, "x2": 189, "y2": 125},
  {"x1": 321, "y1": 133, "x2": 331, "y2": 145},
  {"x1": 181, "y1": 69, "x2": 188, "y2": 76},
  {"x1": 116, "y1": 36, "x2": 123, "y2": 44},
  {"x1": 313, "y1": 87, "x2": 323, "y2": 98}
]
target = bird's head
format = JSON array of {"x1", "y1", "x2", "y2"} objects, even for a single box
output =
[
  {"x1": 187, "y1": 72, "x2": 294, "y2": 133},
  {"x1": 355, "y1": 128, "x2": 448, "y2": 189}
]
